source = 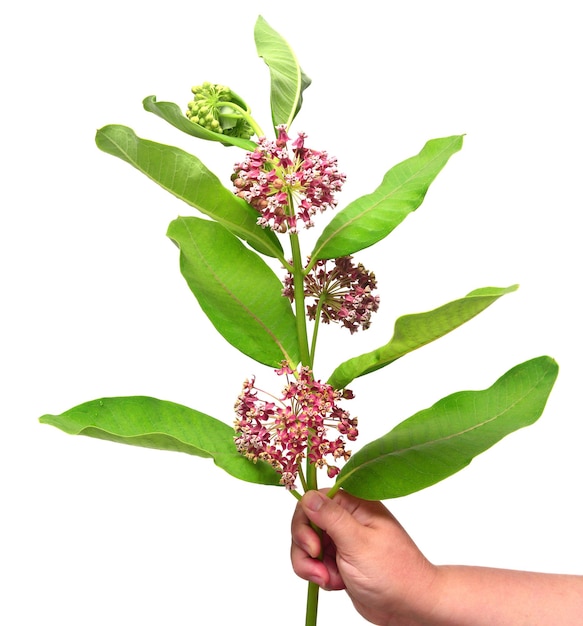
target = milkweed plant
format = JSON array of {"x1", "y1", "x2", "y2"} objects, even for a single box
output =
[{"x1": 40, "y1": 16, "x2": 559, "y2": 626}]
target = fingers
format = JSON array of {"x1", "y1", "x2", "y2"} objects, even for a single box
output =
[
  {"x1": 299, "y1": 490, "x2": 368, "y2": 556},
  {"x1": 290, "y1": 499, "x2": 331, "y2": 587},
  {"x1": 290, "y1": 541, "x2": 330, "y2": 587},
  {"x1": 291, "y1": 496, "x2": 322, "y2": 558},
  {"x1": 290, "y1": 490, "x2": 392, "y2": 590}
]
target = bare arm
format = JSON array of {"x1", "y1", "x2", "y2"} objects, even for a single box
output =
[
  {"x1": 291, "y1": 490, "x2": 583, "y2": 626},
  {"x1": 429, "y1": 565, "x2": 583, "y2": 626}
]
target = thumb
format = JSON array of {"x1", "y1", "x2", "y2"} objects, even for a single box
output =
[{"x1": 301, "y1": 490, "x2": 363, "y2": 554}]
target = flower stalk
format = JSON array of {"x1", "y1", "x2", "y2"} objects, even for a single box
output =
[
  {"x1": 288, "y1": 195, "x2": 321, "y2": 626},
  {"x1": 289, "y1": 231, "x2": 311, "y2": 368},
  {"x1": 305, "y1": 581, "x2": 320, "y2": 626}
]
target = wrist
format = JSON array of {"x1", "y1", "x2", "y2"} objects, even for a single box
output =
[{"x1": 377, "y1": 560, "x2": 442, "y2": 626}]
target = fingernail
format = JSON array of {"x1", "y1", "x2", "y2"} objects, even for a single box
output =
[{"x1": 303, "y1": 490, "x2": 324, "y2": 512}]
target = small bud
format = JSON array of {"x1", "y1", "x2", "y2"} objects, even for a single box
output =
[{"x1": 185, "y1": 82, "x2": 254, "y2": 139}]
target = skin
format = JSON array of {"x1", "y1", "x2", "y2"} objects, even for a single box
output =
[{"x1": 290, "y1": 490, "x2": 583, "y2": 626}]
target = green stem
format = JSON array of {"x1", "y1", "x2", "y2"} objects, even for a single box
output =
[
  {"x1": 287, "y1": 208, "x2": 321, "y2": 625},
  {"x1": 297, "y1": 463, "x2": 309, "y2": 494},
  {"x1": 305, "y1": 582, "x2": 320, "y2": 626},
  {"x1": 326, "y1": 481, "x2": 341, "y2": 499},
  {"x1": 289, "y1": 232, "x2": 311, "y2": 368},
  {"x1": 309, "y1": 300, "x2": 324, "y2": 367},
  {"x1": 304, "y1": 409, "x2": 320, "y2": 624},
  {"x1": 304, "y1": 255, "x2": 320, "y2": 274},
  {"x1": 216, "y1": 100, "x2": 265, "y2": 137},
  {"x1": 289, "y1": 488, "x2": 302, "y2": 502}
]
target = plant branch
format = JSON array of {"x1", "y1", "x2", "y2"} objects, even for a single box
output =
[{"x1": 216, "y1": 100, "x2": 265, "y2": 137}]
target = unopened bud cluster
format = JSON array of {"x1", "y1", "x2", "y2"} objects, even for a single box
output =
[
  {"x1": 186, "y1": 82, "x2": 254, "y2": 139},
  {"x1": 283, "y1": 256, "x2": 380, "y2": 333},
  {"x1": 232, "y1": 126, "x2": 346, "y2": 233},
  {"x1": 234, "y1": 364, "x2": 357, "y2": 490}
]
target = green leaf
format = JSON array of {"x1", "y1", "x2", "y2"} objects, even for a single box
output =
[
  {"x1": 254, "y1": 15, "x2": 312, "y2": 130},
  {"x1": 333, "y1": 356, "x2": 559, "y2": 499},
  {"x1": 142, "y1": 96, "x2": 258, "y2": 150},
  {"x1": 312, "y1": 136, "x2": 464, "y2": 260},
  {"x1": 328, "y1": 285, "x2": 519, "y2": 389},
  {"x1": 167, "y1": 216, "x2": 300, "y2": 368},
  {"x1": 95, "y1": 124, "x2": 283, "y2": 259},
  {"x1": 39, "y1": 396, "x2": 281, "y2": 486}
]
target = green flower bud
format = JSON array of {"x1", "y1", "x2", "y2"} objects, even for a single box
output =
[{"x1": 185, "y1": 82, "x2": 254, "y2": 139}]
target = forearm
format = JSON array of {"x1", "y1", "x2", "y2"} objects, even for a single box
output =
[{"x1": 417, "y1": 565, "x2": 583, "y2": 626}]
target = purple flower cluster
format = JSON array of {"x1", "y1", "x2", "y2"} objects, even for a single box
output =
[
  {"x1": 233, "y1": 364, "x2": 357, "y2": 490},
  {"x1": 232, "y1": 126, "x2": 346, "y2": 233},
  {"x1": 283, "y1": 256, "x2": 380, "y2": 334}
]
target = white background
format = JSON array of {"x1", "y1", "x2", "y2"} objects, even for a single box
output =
[{"x1": 2, "y1": 1, "x2": 581, "y2": 624}]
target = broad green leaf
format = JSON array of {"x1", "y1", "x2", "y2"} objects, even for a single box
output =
[
  {"x1": 95, "y1": 124, "x2": 283, "y2": 259},
  {"x1": 312, "y1": 136, "x2": 464, "y2": 260},
  {"x1": 167, "y1": 216, "x2": 300, "y2": 368},
  {"x1": 254, "y1": 15, "x2": 312, "y2": 130},
  {"x1": 328, "y1": 285, "x2": 518, "y2": 389},
  {"x1": 333, "y1": 356, "x2": 558, "y2": 499},
  {"x1": 143, "y1": 96, "x2": 258, "y2": 151},
  {"x1": 39, "y1": 396, "x2": 281, "y2": 485}
]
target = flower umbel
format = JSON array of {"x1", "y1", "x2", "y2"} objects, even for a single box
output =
[
  {"x1": 232, "y1": 126, "x2": 346, "y2": 233},
  {"x1": 233, "y1": 364, "x2": 357, "y2": 490},
  {"x1": 186, "y1": 82, "x2": 254, "y2": 139},
  {"x1": 283, "y1": 256, "x2": 380, "y2": 334}
]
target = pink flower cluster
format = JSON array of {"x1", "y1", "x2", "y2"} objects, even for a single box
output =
[
  {"x1": 283, "y1": 256, "x2": 380, "y2": 334},
  {"x1": 232, "y1": 126, "x2": 346, "y2": 233},
  {"x1": 233, "y1": 364, "x2": 357, "y2": 490}
]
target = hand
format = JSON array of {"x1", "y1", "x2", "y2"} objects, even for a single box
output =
[
  {"x1": 290, "y1": 489, "x2": 436, "y2": 625},
  {"x1": 291, "y1": 490, "x2": 583, "y2": 626}
]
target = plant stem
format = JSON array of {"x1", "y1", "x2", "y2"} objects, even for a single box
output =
[
  {"x1": 304, "y1": 411, "x2": 320, "y2": 624},
  {"x1": 290, "y1": 489, "x2": 302, "y2": 502},
  {"x1": 215, "y1": 100, "x2": 265, "y2": 138},
  {"x1": 289, "y1": 232, "x2": 311, "y2": 368},
  {"x1": 288, "y1": 214, "x2": 321, "y2": 625},
  {"x1": 305, "y1": 581, "x2": 320, "y2": 626},
  {"x1": 309, "y1": 300, "x2": 324, "y2": 367},
  {"x1": 297, "y1": 463, "x2": 309, "y2": 493}
]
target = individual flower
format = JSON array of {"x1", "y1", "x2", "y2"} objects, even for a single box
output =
[
  {"x1": 232, "y1": 126, "x2": 346, "y2": 233},
  {"x1": 233, "y1": 364, "x2": 357, "y2": 490},
  {"x1": 186, "y1": 82, "x2": 254, "y2": 139},
  {"x1": 283, "y1": 256, "x2": 380, "y2": 334}
]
